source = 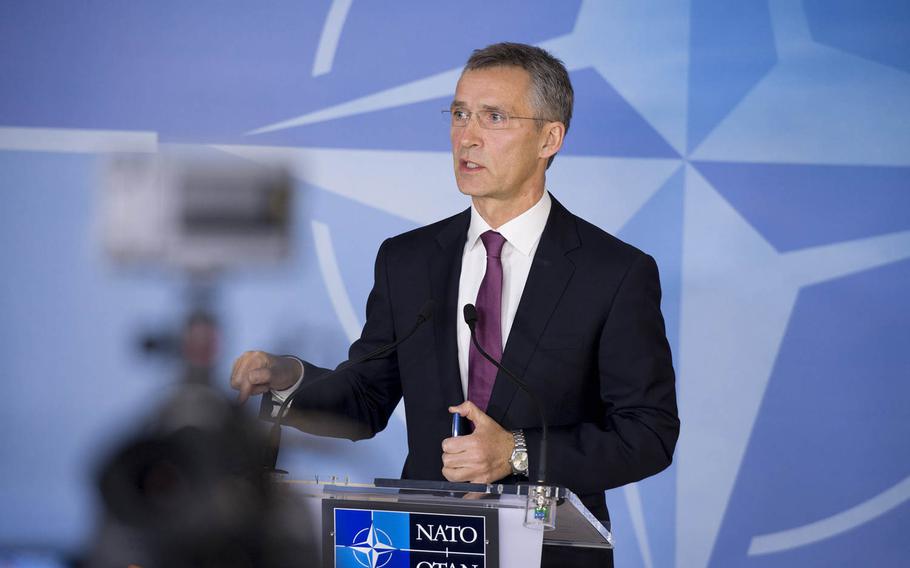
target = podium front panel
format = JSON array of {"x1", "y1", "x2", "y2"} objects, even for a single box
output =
[{"x1": 278, "y1": 479, "x2": 613, "y2": 567}]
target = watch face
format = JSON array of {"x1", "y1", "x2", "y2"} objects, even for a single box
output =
[{"x1": 512, "y1": 452, "x2": 529, "y2": 472}]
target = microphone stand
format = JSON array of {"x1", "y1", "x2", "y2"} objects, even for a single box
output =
[
  {"x1": 463, "y1": 304, "x2": 557, "y2": 530},
  {"x1": 263, "y1": 300, "x2": 434, "y2": 474}
]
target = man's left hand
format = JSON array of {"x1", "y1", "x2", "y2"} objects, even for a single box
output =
[{"x1": 441, "y1": 401, "x2": 514, "y2": 484}]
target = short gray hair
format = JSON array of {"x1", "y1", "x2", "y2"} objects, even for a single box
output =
[{"x1": 464, "y1": 42, "x2": 574, "y2": 133}]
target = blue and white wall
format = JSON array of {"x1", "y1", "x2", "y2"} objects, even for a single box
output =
[{"x1": 1, "y1": 1, "x2": 908, "y2": 566}]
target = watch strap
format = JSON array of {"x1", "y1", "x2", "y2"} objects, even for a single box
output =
[{"x1": 510, "y1": 429, "x2": 528, "y2": 475}]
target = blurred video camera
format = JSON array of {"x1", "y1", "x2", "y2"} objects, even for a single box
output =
[
  {"x1": 101, "y1": 149, "x2": 294, "y2": 272},
  {"x1": 90, "y1": 384, "x2": 313, "y2": 568}
]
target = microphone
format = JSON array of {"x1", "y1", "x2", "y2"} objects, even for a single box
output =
[
  {"x1": 264, "y1": 299, "x2": 434, "y2": 472},
  {"x1": 463, "y1": 304, "x2": 556, "y2": 529},
  {"x1": 462, "y1": 304, "x2": 548, "y2": 486}
]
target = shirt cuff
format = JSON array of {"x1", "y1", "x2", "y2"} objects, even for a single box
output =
[{"x1": 270, "y1": 355, "x2": 305, "y2": 403}]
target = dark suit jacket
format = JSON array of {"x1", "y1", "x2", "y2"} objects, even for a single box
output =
[{"x1": 279, "y1": 196, "x2": 679, "y2": 520}]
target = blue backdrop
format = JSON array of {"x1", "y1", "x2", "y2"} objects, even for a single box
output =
[{"x1": 1, "y1": 1, "x2": 908, "y2": 566}]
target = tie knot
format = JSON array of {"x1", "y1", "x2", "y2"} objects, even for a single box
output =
[{"x1": 480, "y1": 231, "x2": 506, "y2": 258}]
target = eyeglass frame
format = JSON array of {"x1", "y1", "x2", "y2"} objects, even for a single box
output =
[{"x1": 442, "y1": 108, "x2": 557, "y2": 130}]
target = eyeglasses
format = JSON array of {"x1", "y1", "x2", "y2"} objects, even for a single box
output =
[{"x1": 442, "y1": 109, "x2": 553, "y2": 130}]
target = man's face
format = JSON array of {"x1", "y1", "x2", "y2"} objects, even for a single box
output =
[{"x1": 450, "y1": 66, "x2": 549, "y2": 203}]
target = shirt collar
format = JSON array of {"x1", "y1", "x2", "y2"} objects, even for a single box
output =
[{"x1": 466, "y1": 191, "x2": 552, "y2": 257}]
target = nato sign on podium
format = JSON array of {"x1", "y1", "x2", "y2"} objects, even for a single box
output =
[{"x1": 277, "y1": 475, "x2": 612, "y2": 568}]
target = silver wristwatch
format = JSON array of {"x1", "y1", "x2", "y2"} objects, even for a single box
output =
[{"x1": 509, "y1": 429, "x2": 529, "y2": 476}]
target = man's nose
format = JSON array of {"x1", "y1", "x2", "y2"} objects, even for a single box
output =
[{"x1": 457, "y1": 116, "x2": 483, "y2": 148}]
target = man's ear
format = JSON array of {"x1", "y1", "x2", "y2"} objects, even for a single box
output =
[{"x1": 539, "y1": 121, "x2": 566, "y2": 160}]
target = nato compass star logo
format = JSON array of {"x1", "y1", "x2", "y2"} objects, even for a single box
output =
[
  {"x1": 335, "y1": 509, "x2": 410, "y2": 568},
  {"x1": 346, "y1": 522, "x2": 398, "y2": 568},
  {"x1": 7, "y1": 1, "x2": 897, "y2": 566},
  {"x1": 226, "y1": 2, "x2": 910, "y2": 566}
]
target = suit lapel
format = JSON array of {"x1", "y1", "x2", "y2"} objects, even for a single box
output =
[
  {"x1": 429, "y1": 209, "x2": 471, "y2": 407},
  {"x1": 485, "y1": 198, "x2": 580, "y2": 425}
]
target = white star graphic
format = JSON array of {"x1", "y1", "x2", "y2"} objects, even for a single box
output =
[
  {"x1": 233, "y1": 3, "x2": 910, "y2": 566},
  {"x1": 677, "y1": 165, "x2": 910, "y2": 568},
  {"x1": 348, "y1": 523, "x2": 397, "y2": 568},
  {"x1": 3, "y1": 2, "x2": 896, "y2": 566}
]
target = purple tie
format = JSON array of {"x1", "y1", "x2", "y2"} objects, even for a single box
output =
[{"x1": 468, "y1": 230, "x2": 507, "y2": 411}]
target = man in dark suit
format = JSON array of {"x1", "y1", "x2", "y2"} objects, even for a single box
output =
[{"x1": 231, "y1": 42, "x2": 678, "y2": 566}]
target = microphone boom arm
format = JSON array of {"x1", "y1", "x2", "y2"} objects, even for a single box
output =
[
  {"x1": 463, "y1": 304, "x2": 549, "y2": 486},
  {"x1": 263, "y1": 300, "x2": 434, "y2": 472}
]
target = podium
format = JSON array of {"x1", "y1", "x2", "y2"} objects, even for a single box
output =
[{"x1": 276, "y1": 477, "x2": 613, "y2": 568}]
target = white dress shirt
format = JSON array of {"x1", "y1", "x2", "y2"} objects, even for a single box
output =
[
  {"x1": 456, "y1": 191, "x2": 551, "y2": 398},
  {"x1": 274, "y1": 191, "x2": 552, "y2": 403}
]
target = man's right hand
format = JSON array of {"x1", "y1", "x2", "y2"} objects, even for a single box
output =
[{"x1": 230, "y1": 351, "x2": 302, "y2": 404}]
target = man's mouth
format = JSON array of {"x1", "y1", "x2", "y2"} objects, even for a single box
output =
[{"x1": 460, "y1": 159, "x2": 484, "y2": 171}]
